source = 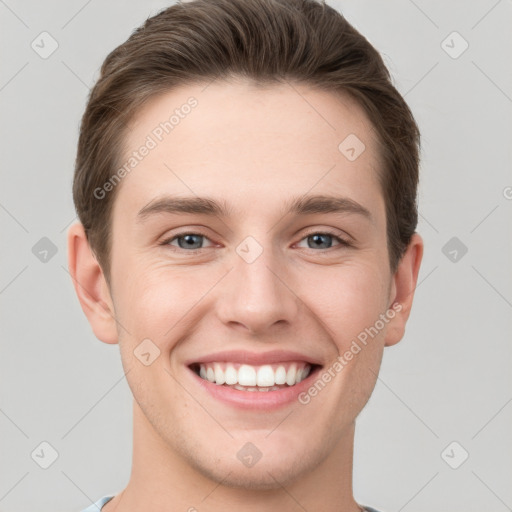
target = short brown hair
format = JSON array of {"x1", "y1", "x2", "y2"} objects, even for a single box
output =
[{"x1": 73, "y1": 0, "x2": 420, "y2": 284}]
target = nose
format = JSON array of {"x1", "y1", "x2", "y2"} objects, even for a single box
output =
[{"x1": 215, "y1": 242, "x2": 300, "y2": 335}]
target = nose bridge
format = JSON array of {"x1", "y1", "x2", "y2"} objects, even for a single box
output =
[{"x1": 218, "y1": 235, "x2": 299, "y2": 333}]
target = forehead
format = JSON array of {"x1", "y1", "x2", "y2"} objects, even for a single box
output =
[{"x1": 114, "y1": 79, "x2": 383, "y2": 221}]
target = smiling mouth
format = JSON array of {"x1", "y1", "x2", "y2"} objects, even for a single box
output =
[{"x1": 189, "y1": 361, "x2": 322, "y2": 392}]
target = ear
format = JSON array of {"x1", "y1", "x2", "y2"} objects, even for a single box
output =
[
  {"x1": 384, "y1": 233, "x2": 424, "y2": 347},
  {"x1": 67, "y1": 222, "x2": 118, "y2": 344}
]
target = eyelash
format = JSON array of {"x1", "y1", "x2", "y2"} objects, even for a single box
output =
[{"x1": 159, "y1": 229, "x2": 352, "y2": 253}]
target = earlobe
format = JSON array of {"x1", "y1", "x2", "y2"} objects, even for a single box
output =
[
  {"x1": 67, "y1": 222, "x2": 118, "y2": 344},
  {"x1": 384, "y1": 233, "x2": 424, "y2": 347}
]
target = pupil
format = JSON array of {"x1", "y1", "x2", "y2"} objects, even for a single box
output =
[
  {"x1": 310, "y1": 234, "x2": 331, "y2": 249},
  {"x1": 180, "y1": 234, "x2": 202, "y2": 249}
]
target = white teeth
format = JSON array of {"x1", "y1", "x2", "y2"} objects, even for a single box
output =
[
  {"x1": 234, "y1": 384, "x2": 280, "y2": 392},
  {"x1": 196, "y1": 361, "x2": 313, "y2": 388},
  {"x1": 238, "y1": 364, "x2": 257, "y2": 386},
  {"x1": 274, "y1": 365, "x2": 287, "y2": 385},
  {"x1": 225, "y1": 365, "x2": 238, "y2": 385},
  {"x1": 234, "y1": 384, "x2": 257, "y2": 392},
  {"x1": 256, "y1": 365, "x2": 275, "y2": 387},
  {"x1": 214, "y1": 363, "x2": 225, "y2": 385},
  {"x1": 206, "y1": 367, "x2": 215, "y2": 383},
  {"x1": 285, "y1": 364, "x2": 297, "y2": 386}
]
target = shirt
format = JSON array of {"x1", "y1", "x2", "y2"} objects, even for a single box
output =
[
  {"x1": 81, "y1": 496, "x2": 383, "y2": 511},
  {"x1": 80, "y1": 496, "x2": 114, "y2": 511}
]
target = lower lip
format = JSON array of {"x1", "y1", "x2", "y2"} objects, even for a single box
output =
[{"x1": 187, "y1": 365, "x2": 321, "y2": 411}]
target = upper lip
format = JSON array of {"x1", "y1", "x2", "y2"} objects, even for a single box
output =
[{"x1": 185, "y1": 349, "x2": 323, "y2": 367}]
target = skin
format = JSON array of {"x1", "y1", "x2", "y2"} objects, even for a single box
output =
[{"x1": 68, "y1": 78, "x2": 423, "y2": 512}]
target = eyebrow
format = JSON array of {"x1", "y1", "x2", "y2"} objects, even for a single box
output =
[{"x1": 136, "y1": 194, "x2": 372, "y2": 222}]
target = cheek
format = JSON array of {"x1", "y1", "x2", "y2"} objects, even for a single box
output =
[
  {"x1": 304, "y1": 260, "x2": 390, "y2": 345},
  {"x1": 112, "y1": 266, "x2": 191, "y2": 402},
  {"x1": 113, "y1": 258, "x2": 214, "y2": 349}
]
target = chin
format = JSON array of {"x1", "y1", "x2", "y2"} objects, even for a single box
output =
[
  {"x1": 183, "y1": 441, "x2": 324, "y2": 491},
  {"x1": 194, "y1": 461, "x2": 305, "y2": 490}
]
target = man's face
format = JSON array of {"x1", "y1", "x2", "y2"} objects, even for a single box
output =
[{"x1": 107, "y1": 79, "x2": 398, "y2": 488}]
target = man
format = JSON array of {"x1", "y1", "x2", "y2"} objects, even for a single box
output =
[{"x1": 68, "y1": 0, "x2": 423, "y2": 510}]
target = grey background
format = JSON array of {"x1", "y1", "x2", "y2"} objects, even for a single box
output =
[{"x1": 1, "y1": 0, "x2": 511, "y2": 511}]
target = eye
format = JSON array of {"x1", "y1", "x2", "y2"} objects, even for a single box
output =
[
  {"x1": 160, "y1": 230, "x2": 352, "y2": 252},
  {"x1": 296, "y1": 231, "x2": 351, "y2": 250},
  {"x1": 162, "y1": 232, "x2": 214, "y2": 251}
]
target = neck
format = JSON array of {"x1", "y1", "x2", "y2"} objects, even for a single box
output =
[{"x1": 104, "y1": 401, "x2": 361, "y2": 512}]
